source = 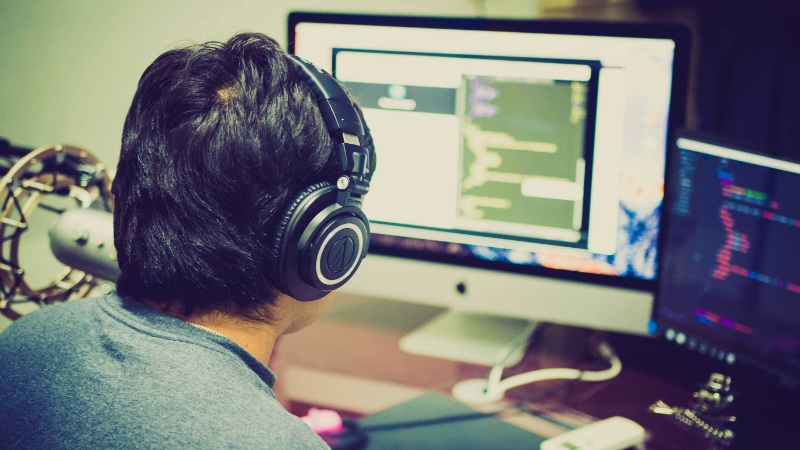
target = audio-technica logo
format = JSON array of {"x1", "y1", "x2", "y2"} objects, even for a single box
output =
[{"x1": 327, "y1": 236, "x2": 356, "y2": 273}]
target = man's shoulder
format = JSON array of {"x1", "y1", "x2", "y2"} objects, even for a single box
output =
[
  {"x1": 0, "y1": 295, "x2": 104, "y2": 341},
  {"x1": 0, "y1": 294, "x2": 329, "y2": 449},
  {"x1": 142, "y1": 393, "x2": 329, "y2": 449},
  {"x1": 0, "y1": 369, "x2": 328, "y2": 449}
]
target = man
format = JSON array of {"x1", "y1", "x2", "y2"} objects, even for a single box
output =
[{"x1": 0, "y1": 32, "x2": 375, "y2": 448}]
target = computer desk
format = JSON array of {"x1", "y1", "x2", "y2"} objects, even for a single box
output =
[{"x1": 272, "y1": 293, "x2": 711, "y2": 449}]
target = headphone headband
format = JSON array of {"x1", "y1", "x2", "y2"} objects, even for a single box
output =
[
  {"x1": 290, "y1": 55, "x2": 365, "y2": 137},
  {"x1": 290, "y1": 55, "x2": 370, "y2": 202}
]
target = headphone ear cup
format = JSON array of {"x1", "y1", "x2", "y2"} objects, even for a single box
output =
[
  {"x1": 299, "y1": 210, "x2": 368, "y2": 291},
  {"x1": 270, "y1": 182, "x2": 330, "y2": 259},
  {"x1": 269, "y1": 182, "x2": 369, "y2": 301},
  {"x1": 269, "y1": 181, "x2": 331, "y2": 292}
]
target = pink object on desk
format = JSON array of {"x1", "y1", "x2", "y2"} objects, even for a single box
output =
[{"x1": 301, "y1": 407, "x2": 345, "y2": 434}]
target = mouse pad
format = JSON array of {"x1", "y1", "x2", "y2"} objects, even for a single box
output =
[{"x1": 357, "y1": 391, "x2": 546, "y2": 449}]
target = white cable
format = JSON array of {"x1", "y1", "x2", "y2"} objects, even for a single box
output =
[
  {"x1": 453, "y1": 340, "x2": 622, "y2": 404},
  {"x1": 495, "y1": 341, "x2": 620, "y2": 392},
  {"x1": 483, "y1": 322, "x2": 538, "y2": 400}
]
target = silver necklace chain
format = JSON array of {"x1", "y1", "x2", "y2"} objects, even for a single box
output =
[{"x1": 187, "y1": 322, "x2": 225, "y2": 337}]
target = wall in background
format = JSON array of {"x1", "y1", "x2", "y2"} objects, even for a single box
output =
[{"x1": 0, "y1": 0, "x2": 503, "y2": 168}]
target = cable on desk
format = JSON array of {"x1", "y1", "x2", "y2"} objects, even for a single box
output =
[
  {"x1": 497, "y1": 340, "x2": 620, "y2": 390},
  {"x1": 511, "y1": 379, "x2": 584, "y2": 431},
  {"x1": 452, "y1": 339, "x2": 622, "y2": 404},
  {"x1": 359, "y1": 407, "x2": 517, "y2": 432}
]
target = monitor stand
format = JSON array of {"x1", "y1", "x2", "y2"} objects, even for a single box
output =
[{"x1": 398, "y1": 310, "x2": 538, "y2": 367}]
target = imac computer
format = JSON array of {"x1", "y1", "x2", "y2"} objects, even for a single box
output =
[
  {"x1": 289, "y1": 13, "x2": 690, "y2": 366},
  {"x1": 655, "y1": 130, "x2": 800, "y2": 390}
]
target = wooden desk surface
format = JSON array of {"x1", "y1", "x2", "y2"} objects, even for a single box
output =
[{"x1": 272, "y1": 293, "x2": 714, "y2": 449}]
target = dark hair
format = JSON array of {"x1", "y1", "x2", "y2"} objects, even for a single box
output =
[{"x1": 113, "y1": 32, "x2": 375, "y2": 321}]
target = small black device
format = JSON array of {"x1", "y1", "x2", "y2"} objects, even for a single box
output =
[
  {"x1": 268, "y1": 55, "x2": 371, "y2": 301},
  {"x1": 319, "y1": 418, "x2": 367, "y2": 450}
]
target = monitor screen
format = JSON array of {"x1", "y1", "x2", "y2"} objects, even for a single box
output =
[
  {"x1": 656, "y1": 131, "x2": 800, "y2": 388},
  {"x1": 289, "y1": 13, "x2": 690, "y2": 364}
]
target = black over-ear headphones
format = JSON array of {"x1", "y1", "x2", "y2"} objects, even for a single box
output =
[{"x1": 268, "y1": 55, "x2": 371, "y2": 302}]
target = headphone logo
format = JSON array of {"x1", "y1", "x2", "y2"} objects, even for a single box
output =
[{"x1": 327, "y1": 236, "x2": 356, "y2": 273}]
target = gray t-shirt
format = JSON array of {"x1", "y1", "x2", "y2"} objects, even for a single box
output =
[{"x1": 0, "y1": 293, "x2": 329, "y2": 449}]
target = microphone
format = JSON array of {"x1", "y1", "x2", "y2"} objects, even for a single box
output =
[
  {"x1": 49, "y1": 208, "x2": 120, "y2": 282},
  {"x1": 0, "y1": 143, "x2": 115, "y2": 321}
]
